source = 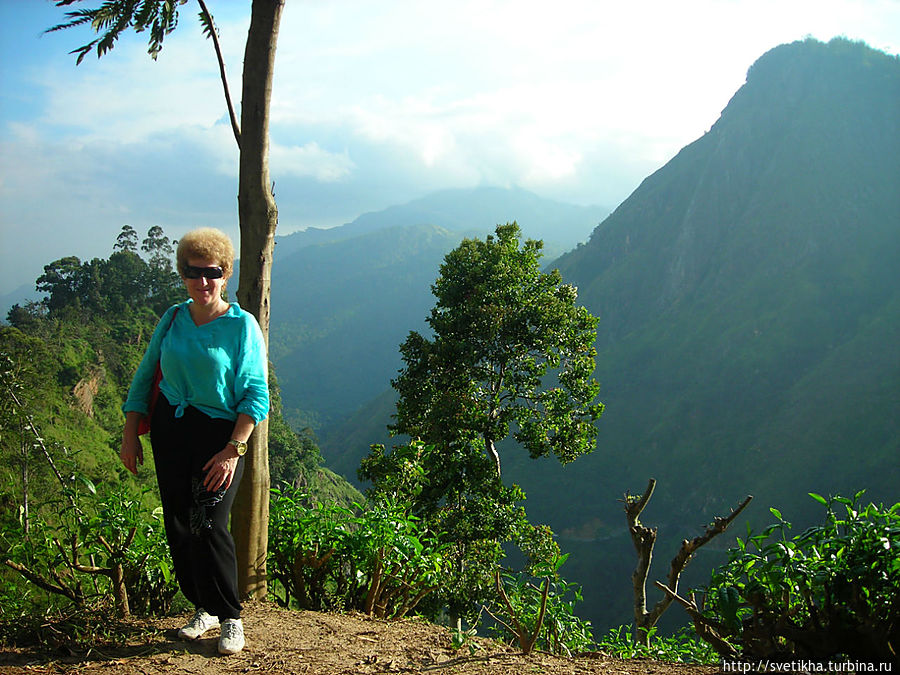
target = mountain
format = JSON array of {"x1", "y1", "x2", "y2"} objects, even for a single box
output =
[
  {"x1": 0, "y1": 282, "x2": 42, "y2": 319},
  {"x1": 269, "y1": 187, "x2": 608, "y2": 429},
  {"x1": 269, "y1": 224, "x2": 465, "y2": 429},
  {"x1": 274, "y1": 186, "x2": 608, "y2": 261},
  {"x1": 316, "y1": 38, "x2": 900, "y2": 630},
  {"x1": 542, "y1": 37, "x2": 899, "y2": 519}
]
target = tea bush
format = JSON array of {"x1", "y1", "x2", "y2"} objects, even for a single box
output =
[
  {"x1": 697, "y1": 491, "x2": 899, "y2": 662},
  {"x1": 268, "y1": 484, "x2": 447, "y2": 618}
]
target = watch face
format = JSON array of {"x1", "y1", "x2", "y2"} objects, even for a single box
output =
[{"x1": 232, "y1": 440, "x2": 247, "y2": 455}]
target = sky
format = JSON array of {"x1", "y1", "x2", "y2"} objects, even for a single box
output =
[{"x1": 0, "y1": 0, "x2": 898, "y2": 298}]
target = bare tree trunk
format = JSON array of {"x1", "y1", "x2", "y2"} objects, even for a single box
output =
[
  {"x1": 20, "y1": 428, "x2": 29, "y2": 534},
  {"x1": 232, "y1": 0, "x2": 284, "y2": 601}
]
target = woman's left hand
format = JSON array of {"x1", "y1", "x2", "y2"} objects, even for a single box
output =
[{"x1": 202, "y1": 447, "x2": 240, "y2": 492}]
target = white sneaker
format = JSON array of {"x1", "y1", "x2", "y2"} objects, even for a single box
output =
[
  {"x1": 218, "y1": 618, "x2": 245, "y2": 655},
  {"x1": 177, "y1": 608, "x2": 219, "y2": 640}
]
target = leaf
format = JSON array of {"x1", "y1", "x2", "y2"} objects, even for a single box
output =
[
  {"x1": 808, "y1": 492, "x2": 828, "y2": 506},
  {"x1": 770, "y1": 507, "x2": 783, "y2": 520},
  {"x1": 78, "y1": 475, "x2": 97, "y2": 495}
]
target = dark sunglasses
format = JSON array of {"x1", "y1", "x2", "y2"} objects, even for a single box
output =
[{"x1": 183, "y1": 265, "x2": 224, "y2": 279}]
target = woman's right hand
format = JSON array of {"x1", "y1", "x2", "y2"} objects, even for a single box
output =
[{"x1": 120, "y1": 412, "x2": 144, "y2": 475}]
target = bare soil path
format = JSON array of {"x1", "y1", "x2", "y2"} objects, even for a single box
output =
[{"x1": 0, "y1": 600, "x2": 721, "y2": 674}]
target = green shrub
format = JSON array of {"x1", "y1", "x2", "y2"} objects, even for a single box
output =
[
  {"x1": 697, "y1": 491, "x2": 899, "y2": 662},
  {"x1": 1, "y1": 470, "x2": 176, "y2": 619},
  {"x1": 597, "y1": 625, "x2": 717, "y2": 663},
  {"x1": 487, "y1": 556, "x2": 595, "y2": 656},
  {"x1": 268, "y1": 484, "x2": 448, "y2": 618}
]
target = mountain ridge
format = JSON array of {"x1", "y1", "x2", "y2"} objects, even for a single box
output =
[{"x1": 274, "y1": 186, "x2": 608, "y2": 261}]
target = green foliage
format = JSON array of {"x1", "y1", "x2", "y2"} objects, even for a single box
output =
[
  {"x1": 268, "y1": 484, "x2": 447, "y2": 618},
  {"x1": 47, "y1": 0, "x2": 188, "y2": 63},
  {"x1": 488, "y1": 552, "x2": 595, "y2": 656},
  {"x1": 360, "y1": 440, "x2": 535, "y2": 622},
  {"x1": 597, "y1": 625, "x2": 718, "y2": 664},
  {"x1": 267, "y1": 367, "x2": 323, "y2": 489},
  {"x1": 23, "y1": 227, "x2": 182, "y2": 322},
  {"x1": 392, "y1": 222, "x2": 603, "y2": 469},
  {"x1": 697, "y1": 492, "x2": 900, "y2": 661},
  {"x1": 95, "y1": 490, "x2": 176, "y2": 616},
  {"x1": 0, "y1": 465, "x2": 177, "y2": 618},
  {"x1": 361, "y1": 224, "x2": 602, "y2": 623},
  {"x1": 114, "y1": 224, "x2": 139, "y2": 253},
  {"x1": 449, "y1": 623, "x2": 483, "y2": 655}
]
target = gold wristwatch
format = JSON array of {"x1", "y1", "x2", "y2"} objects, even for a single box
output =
[{"x1": 229, "y1": 439, "x2": 248, "y2": 456}]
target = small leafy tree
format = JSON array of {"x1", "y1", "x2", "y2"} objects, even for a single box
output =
[
  {"x1": 0, "y1": 342, "x2": 59, "y2": 534},
  {"x1": 139, "y1": 226, "x2": 181, "y2": 312},
  {"x1": 268, "y1": 485, "x2": 447, "y2": 618},
  {"x1": 391, "y1": 222, "x2": 603, "y2": 477},
  {"x1": 361, "y1": 440, "x2": 534, "y2": 623},
  {"x1": 36, "y1": 256, "x2": 84, "y2": 314},
  {"x1": 486, "y1": 548, "x2": 595, "y2": 656},
  {"x1": 362, "y1": 224, "x2": 603, "y2": 622}
]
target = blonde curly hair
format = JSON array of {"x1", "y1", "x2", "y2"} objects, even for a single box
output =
[{"x1": 176, "y1": 228, "x2": 235, "y2": 280}]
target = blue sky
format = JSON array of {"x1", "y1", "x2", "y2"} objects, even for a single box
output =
[{"x1": 1, "y1": 0, "x2": 898, "y2": 297}]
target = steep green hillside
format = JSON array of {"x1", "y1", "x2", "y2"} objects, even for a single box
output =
[
  {"x1": 317, "y1": 38, "x2": 900, "y2": 631},
  {"x1": 541, "y1": 37, "x2": 900, "y2": 520}
]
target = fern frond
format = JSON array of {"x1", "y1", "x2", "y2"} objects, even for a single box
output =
[
  {"x1": 45, "y1": 10, "x2": 97, "y2": 34},
  {"x1": 48, "y1": 0, "x2": 186, "y2": 62}
]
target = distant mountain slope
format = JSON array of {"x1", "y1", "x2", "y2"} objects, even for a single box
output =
[
  {"x1": 0, "y1": 282, "x2": 43, "y2": 319},
  {"x1": 269, "y1": 188, "x2": 608, "y2": 428},
  {"x1": 269, "y1": 224, "x2": 464, "y2": 428},
  {"x1": 274, "y1": 186, "x2": 608, "y2": 261},
  {"x1": 540, "y1": 37, "x2": 900, "y2": 523},
  {"x1": 317, "y1": 38, "x2": 900, "y2": 631}
]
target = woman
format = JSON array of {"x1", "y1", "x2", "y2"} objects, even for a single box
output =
[{"x1": 120, "y1": 227, "x2": 269, "y2": 656}]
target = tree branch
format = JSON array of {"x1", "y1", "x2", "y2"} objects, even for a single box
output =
[
  {"x1": 197, "y1": 0, "x2": 241, "y2": 148},
  {"x1": 3, "y1": 559, "x2": 80, "y2": 602},
  {"x1": 647, "y1": 494, "x2": 753, "y2": 625},
  {"x1": 7, "y1": 389, "x2": 73, "y2": 506},
  {"x1": 624, "y1": 479, "x2": 658, "y2": 636},
  {"x1": 654, "y1": 581, "x2": 739, "y2": 658},
  {"x1": 624, "y1": 479, "x2": 752, "y2": 645}
]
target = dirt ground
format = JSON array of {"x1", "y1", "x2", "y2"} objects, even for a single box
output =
[{"x1": 0, "y1": 601, "x2": 721, "y2": 675}]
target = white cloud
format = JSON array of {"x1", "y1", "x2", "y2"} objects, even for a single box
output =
[{"x1": 271, "y1": 142, "x2": 355, "y2": 181}]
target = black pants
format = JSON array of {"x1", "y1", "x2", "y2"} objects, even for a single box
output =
[{"x1": 151, "y1": 394, "x2": 243, "y2": 620}]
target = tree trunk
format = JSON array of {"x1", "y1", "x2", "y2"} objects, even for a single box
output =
[
  {"x1": 111, "y1": 562, "x2": 130, "y2": 618},
  {"x1": 20, "y1": 430, "x2": 29, "y2": 534},
  {"x1": 232, "y1": 0, "x2": 284, "y2": 601}
]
